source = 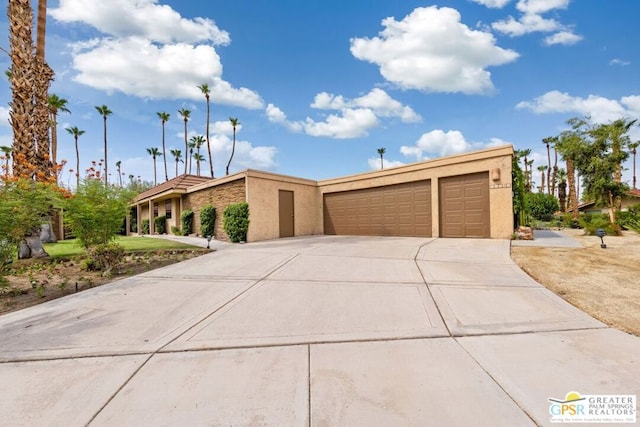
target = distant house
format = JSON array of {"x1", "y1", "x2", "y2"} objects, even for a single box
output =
[
  {"x1": 130, "y1": 145, "x2": 515, "y2": 242},
  {"x1": 577, "y1": 189, "x2": 640, "y2": 214}
]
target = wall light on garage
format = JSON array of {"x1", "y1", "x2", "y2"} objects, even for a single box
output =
[{"x1": 491, "y1": 168, "x2": 501, "y2": 181}]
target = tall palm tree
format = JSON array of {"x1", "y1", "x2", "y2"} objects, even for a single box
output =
[
  {"x1": 187, "y1": 136, "x2": 198, "y2": 174},
  {"x1": 519, "y1": 148, "x2": 532, "y2": 192},
  {"x1": 526, "y1": 159, "x2": 534, "y2": 192},
  {"x1": 630, "y1": 141, "x2": 639, "y2": 190},
  {"x1": 146, "y1": 147, "x2": 162, "y2": 185},
  {"x1": 170, "y1": 149, "x2": 183, "y2": 178},
  {"x1": 193, "y1": 153, "x2": 206, "y2": 176},
  {"x1": 0, "y1": 145, "x2": 12, "y2": 177},
  {"x1": 557, "y1": 168, "x2": 568, "y2": 212},
  {"x1": 177, "y1": 108, "x2": 191, "y2": 175},
  {"x1": 226, "y1": 117, "x2": 239, "y2": 175},
  {"x1": 33, "y1": 0, "x2": 54, "y2": 177},
  {"x1": 48, "y1": 94, "x2": 70, "y2": 176},
  {"x1": 66, "y1": 126, "x2": 85, "y2": 187},
  {"x1": 542, "y1": 137, "x2": 553, "y2": 194},
  {"x1": 115, "y1": 160, "x2": 122, "y2": 187},
  {"x1": 537, "y1": 165, "x2": 548, "y2": 193},
  {"x1": 197, "y1": 83, "x2": 214, "y2": 178},
  {"x1": 377, "y1": 147, "x2": 386, "y2": 169},
  {"x1": 549, "y1": 137, "x2": 559, "y2": 196},
  {"x1": 156, "y1": 112, "x2": 170, "y2": 182},
  {"x1": 95, "y1": 105, "x2": 112, "y2": 185}
]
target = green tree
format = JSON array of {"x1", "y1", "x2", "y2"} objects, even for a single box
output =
[
  {"x1": 525, "y1": 192, "x2": 559, "y2": 221},
  {"x1": 198, "y1": 83, "x2": 214, "y2": 177},
  {"x1": 187, "y1": 136, "x2": 198, "y2": 174},
  {"x1": 156, "y1": 111, "x2": 170, "y2": 182},
  {"x1": 146, "y1": 147, "x2": 162, "y2": 185},
  {"x1": 170, "y1": 148, "x2": 183, "y2": 178},
  {"x1": 226, "y1": 117, "x2": 239, "y2": 175},
  {"x1": 48, "y1": 94, "x2": 70, "y2": 176},
  {"x1": 63, "y1": 179, "x2": 134, "y2": 248},
  {"x1": 66, "y1": 126, "x2": 85, "y2": 187},
  {"x1": 377, "y1": 147, "x2": 386, "y2": 169},
  {"x1": 537, "y1": 165, "x2": 548, "y2": 193},
  {"x1": 95, "y1": 105, "x2": 112, "y2": 185},
  {"x1": 177, "y1": 108, "x2": 191, "y2": 175},
  {"x1": 193, "y1": 152, "x2": 206, "y2": 176}
]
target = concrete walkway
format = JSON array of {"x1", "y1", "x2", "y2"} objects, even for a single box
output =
[{"x1": 1, "y1": 236, "x2": 638, "y2": 426}]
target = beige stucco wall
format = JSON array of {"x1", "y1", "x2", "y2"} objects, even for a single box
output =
[
  {"x1": 318, "y1": 145, "x2": 514, "y2": 239},
  {"x1": 245, "y1": 170, "x2": 322, "y2": 242}
]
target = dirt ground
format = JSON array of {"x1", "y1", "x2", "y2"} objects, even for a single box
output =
[
  {"x1": 511, "y1": 228, "x2": 640, "y2": 337},
  {"x1": 0, "y1": 248, "x2": 210, "y2": 315}
]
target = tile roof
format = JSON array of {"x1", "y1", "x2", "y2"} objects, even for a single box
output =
[{"x1": 135, "y1": 174, "x2": 212, "y2": 202}]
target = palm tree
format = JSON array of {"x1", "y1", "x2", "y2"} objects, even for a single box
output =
[
  {"x1": 630, "y1": 141, "x2": 639, "y2": 190},
  {"x1": 170, "y1": 148, "x2": 183, "y2": 178},
  {"x1": 197, "y1": 83, "x2": 214, "y2": 177},
  {"x1": 177, "y1": 108, "x2": 191, "y2": 175},
  {"x1": 377, "y1": 147, "x2": 386, "y2": 169},
  {"x1": 193, "y1": 153, "x2": 206, "y2": 176},
  {"x1": 542, "y1": 137, "x2": 553, "y2": 194},
  {"x1": 156, "y1": 112, "x2": 170, "y2": 182},
  {"x1": 537, "y1": 165, "x2": 548, "y2": 193},
  {"x1": 0, "y1": 145, "x2": 12, "y2": 177},
  {"x1": 48, "y1": 94, "x2": 70, "y2": 176},
  {"x1": 526, "y1": 159, "x2": 534, "y2": 192},
  {"x1": 519, "y1": 148, "x2": 532, "y2": 192},
  {"x1": 34, "y1": 0, "x2": 54, "y2": 177},
  {"x1": 146, "y1": 147, "x2": 162, "y2": 185},
  {"x1": 557, "y1": 168, "x2": 568, "y2": 212},
  {"x1": 95, "y1": 105, "x2": 112, "y2": 185},
  {"x1": 226, "y1": 117, "x2": 239, "y2": 175},
  {"x1": 115, "y1": 160, "x2": 122, "y2": 187},
  {"x1": 187, "y1": 136, "x2": 198, "y2": 174},
  {"x1": 66, "y1": 126, "x2": 85, "y2": 187}
]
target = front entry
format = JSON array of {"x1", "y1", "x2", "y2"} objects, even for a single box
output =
[{"x1": 279, "y1": 190, "x2": 294, "y2": 238}]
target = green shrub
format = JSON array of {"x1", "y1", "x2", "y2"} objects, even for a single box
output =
[
  {"x1": 223, "y1": 202, "x2": 250, "y2": 243},
  {"x1": 84, "y1": 242, "x2": 125, "y2": 275},
  {"x1": 558, "y1": 212, "x2": 580, "y2": 229},
  {"x1": 170, "y1": 225, "x2": 181, "y2": 235},
  {"x1": 580, "y1": 213, "x2": 622, "y2": 236},
  {"x1": 525, "y1": 192, "x2": 559, "y2": 221},
  {"x1": 616, "y1": 203, "x2": 640, "y2": 232},
  {"x1": 154, "y1": 216, "x2": 167, "y2": 234},
  {"x1": 141, "y1": 219, "x2": 150, "y2": 234},
  {"x1": 130, "y1": 217, "x2": 137, "y2": 233},
  {"x1": 200, "y1": 205, "x2": 216, "y2": 238},
  {"x1": 180, "y1": 209, "x2": 194, "y2": 236}
]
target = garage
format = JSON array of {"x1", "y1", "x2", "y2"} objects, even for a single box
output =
[
  {"x1": 439, "y1": 172, "x2": 490, "y2": 238},
  {"x1": 323, "y1": 180, "x2": 431, "y2": 237}
]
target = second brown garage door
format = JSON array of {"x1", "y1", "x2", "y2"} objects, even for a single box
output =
[
  {"x1": 439, "y1": 172, "x2": 490, "y2": 238},
  {"x1": 323, "y1": 180, "x2": 431, "y2": 237}
]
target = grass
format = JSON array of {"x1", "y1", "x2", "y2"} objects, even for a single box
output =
[{"x1": 43, "y1": 236, "x2": 200, "y2": 257}]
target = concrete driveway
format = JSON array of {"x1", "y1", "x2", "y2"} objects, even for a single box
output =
[{"x1": 1, "y1": 236, "x2": 638, "y2": 426}]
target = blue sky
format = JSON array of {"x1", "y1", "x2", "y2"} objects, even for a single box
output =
[{"x1": 0, "y1": 0, "x2": 639, "y2": 188}]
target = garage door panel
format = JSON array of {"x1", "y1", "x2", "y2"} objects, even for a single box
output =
[
  {"x1": 439, "y1": 172, "x2": 490, "y2": 238},
  {"x1": 324, "y1": 181, "x2": 431, "y2": 237}
]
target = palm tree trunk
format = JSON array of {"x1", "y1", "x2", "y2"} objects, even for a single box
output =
[
  {"x1": 75, "y1": 136, "x2": 79, "y2": 188},
  {"x1": 551, "y1": 147, "x2": 558, "y2": 196},
  {"x1": 380, "y1": 154, "x2": 384, "y2": 169},
  {"x1": 153, "y1": 157, "x2": 157, "y2": 185},
  {"x1": 103, "y1": 116, "x2": 108, "y2": 185},
  {"x1": 226, "y1": 127, "x2": 236, "y2": 175},
  {"x1": 566, "y1": 159, "x2": 579, "y2": 220},
  {"x1": 546, "y1": 144, "x2": 551, "y2": 194},
  {"x1": 633, "y1": 148, "x2": 637, "y2": 190},
  {"x1": 205, "y1": 97, "x2": 214, "y2": 178},
  {"x1": 161, "y1": 123, "x2": 168, "y2": 182},
  {"x1": 183, "y1": 120, "x2": 188, "y2": 175}
]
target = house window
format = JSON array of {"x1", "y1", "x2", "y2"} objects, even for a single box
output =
[
  {"x1": 153, "y1": 203, "x2": 158, "y2": 218},
  {"x1": 165, "y1": 199, "x2": 172, "y2": 219}
]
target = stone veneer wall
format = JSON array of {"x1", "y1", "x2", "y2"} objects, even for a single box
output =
[{"x1": 181, "y1": 178, "x2": 246, "y2": 242}]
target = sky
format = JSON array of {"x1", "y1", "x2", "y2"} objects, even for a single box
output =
[{"x1": 0, "y1": 0, "x2": 639, "y2": 189}]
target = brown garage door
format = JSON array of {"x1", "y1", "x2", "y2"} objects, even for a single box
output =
[
  {"x1": 323, "y1": 180, "x2": 431, "y2": 237},
  {"x1": 439, "y1": 172, "x2": 490, "y2": 238}
]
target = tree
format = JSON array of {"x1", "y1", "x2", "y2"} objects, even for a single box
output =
[
  {"x1": 177, "y1": 108, "x2": 191, "y2": 175},
  {"x1": 156, "y1": 111, "x2": 170, "y2": 182},
  {"x1": 377, "y1": 147, "x2": 386, "y2": 169},
  {"x1": 190, "y1": 135, "x2": 205, "y2": 175},
  {"x1": 187, "y1": 136, "x2": 197, "y2": 174},
  {"x1": 193, "y1": 153, "x2": 206, "y2": 176},
  {"x1": 543, "y1": 137, "x2": 553, "y2": 194},
  {"x1": 95, "y1": 105, "x2": 112, "y2": 185},
  {"x1": 33, "y1": 0, "x2": 54, "y2": 176},
  {"x1": 170, "y1": 148, "x2": 183, "y2": 178},
  {"x1": 537, "y1": 165, "x2": 548, "y2": 193},
  {"x1": 526, "y1": 159, "x2": 534, "y2": 191},
  {"x1": 557, "y1": 124, "x2": 584, "y2": 221},
  {"x1": 630, "y1": 141, "x2": 639, "y2": 190},
  {"x1": 66, "y1": 126, "x2": 85, "y2": 187},
  {"x1": 517, "y1": 148, "x2": 532, "y2": 192},
  {"x1": 198, "y1": 83, "x2": 214, "y2": 177},
  {"x1": 226, "y1": 117, "x2": 239, "y2": 175},
  {"x1": 146, "y1": 147, "x2": 162, "y2": 185},
  {"x1": 115, "y1": 160, "x2": 122, "y2": 187},
  {"x1": 0, "y1": 146, "x2": 12, "y2": 178},
  {"x1": 48, "y1": 94, "x2": 70, "y2": 177},
  {"x1": 557, "y1": 168, "x2": 567, "y2": 212}
]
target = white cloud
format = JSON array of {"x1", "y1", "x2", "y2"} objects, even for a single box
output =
[
  {"x1": 51, "y1": 1, "x2": 263, "y2": 109},
  {"x1": 516, "y1": 90, "x2": 640, "y2": 124},
  {"x1": 543, "y1": 31, "x2": 582, "y2": 46},
  {"x1": 367, "y1": 157, "x2": 405, "y2": 170},
  {"x1": 0, "y1": 106, "x2": 11, "y2": 127},
  {"x1": 400, "y1": 129, "x2": 505, "y2": 160},
  {"x1": 469, "y1": 0, "x2": 512, "y2": 8},
  {"x1": 50, "y1": 0, "x2": 230, "y2": 45},
  {"x1": 492, "y1": 14, "x2": 561, "y2": 36},
  {"x1": 267, "y1": 88, "x2": 420, "y2": 139},
  {"x1": 211, "y1": 120, "x2": 242, "y2": 136},
  {"x1": 515, "y1": 0, "x2": 570, "y2": 15},
  {"x1": 350, "y1": 6, "x2": 518, "y2": 94},
  {"x1": 210, "y1": 133, "x2": 277, "y2": 171},
  {"x1": 609, "y1": 58, "x2": 630, "y2": 67}
]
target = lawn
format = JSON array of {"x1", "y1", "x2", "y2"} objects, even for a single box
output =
[{"x1": 43, "y1": 236, "x2": 200, "y2": 257}]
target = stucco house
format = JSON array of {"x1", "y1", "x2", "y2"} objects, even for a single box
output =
[{"x1": 131, "y1": 144, "x2": 514, "y2": 242}]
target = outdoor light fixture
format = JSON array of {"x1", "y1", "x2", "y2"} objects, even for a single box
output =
[
  {"x1": 205, "y1": 235, "x2": 213, "y2": 249},
  {"x1": 595, "y1": 228, "x2": 607, "y2": 249}
]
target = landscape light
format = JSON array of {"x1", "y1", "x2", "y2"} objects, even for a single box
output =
[{"x1": 595, "y1": 228, "x2": 607, "y2": 249}]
